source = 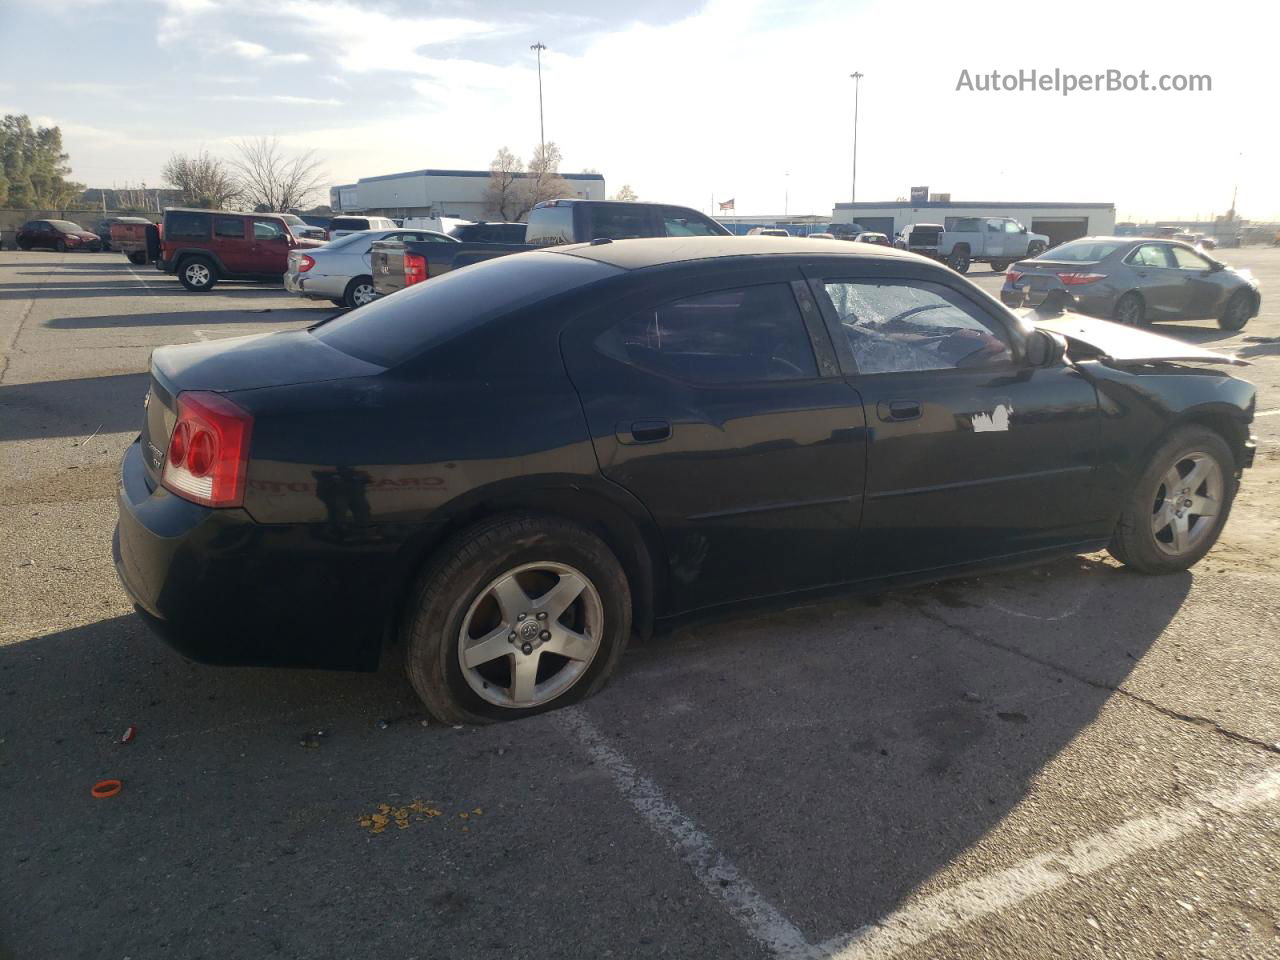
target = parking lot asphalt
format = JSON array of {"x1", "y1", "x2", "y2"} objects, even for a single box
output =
[{"x1": 2, "y1": 250, "x2": 1280, "y2": 960}]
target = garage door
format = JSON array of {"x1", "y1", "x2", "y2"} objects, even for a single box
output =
[
  {"x1": 1030, "y1": 218, "x2": 1089, "y2": 247},
  {"x1": 852, "y1": 217, "x2": 895, "y2": 235}
]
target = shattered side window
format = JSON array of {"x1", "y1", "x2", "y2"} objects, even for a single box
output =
[{"x1": 824, "y1": 280, "x2": 1012, "y2": 375}]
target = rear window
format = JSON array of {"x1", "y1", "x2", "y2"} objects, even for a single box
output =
[
  {"x1": 526, "y1": 206, "x2": 574, "y2": 246},
  {"x1": 167, "y1": 212, "x2": 211, "y2": 240},
  {"x1": 311, "y1": 251, "x2": 622, "y2": 367},
  {"x1": 1039, "y1": 240, "x2": 1125, "y2": 262},
  {"x1": 330, "y1": 218, "x2": 369, "y2": 231}
]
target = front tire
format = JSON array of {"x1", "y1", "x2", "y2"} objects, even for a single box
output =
[
  {"x1": 55, "y1": 239, "x2": 67, "y2": 252},
  {"x1": 1115, "y1": 291, "x2": 1146, "y2": 326},
  {"x1": 948, "y1": 246, "x2": 971, "y2": 273},
  {"x1": 1027, "y1": 241, "x2": 1047, "y2": 257},
  {"x1": 178, "y1": 256, "x2": 218, "y2": 291},
  {"x1": 1218, "y1": 290, "x2": 1252, "y2": 331},
  {"x1": 1107, "y1": 426, "x2": 1235, "y2": 574},
  {"x1": 128, "y1": 252, "x2": 147, "y2": 265},
  {"x1": 991, "y1": 260, "x2": 1010, "y2": 273},
  {"x1": 404, "y1": 515, "x2": 632, "y2": 725},
  {"x1": 342, "y1": 275, "x2": 377, "y2": 310}
]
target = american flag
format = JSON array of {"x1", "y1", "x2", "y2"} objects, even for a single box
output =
[{"x1": 718, "y1": 198, "x2": 735, "y2": 211}]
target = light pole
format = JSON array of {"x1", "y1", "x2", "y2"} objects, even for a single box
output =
[
  {"x1": 850, "y1": 71, "x2": 864, "y2": 204},
  {"x1": 531, "y1": 42, "x2": 547, "y2": 153}
]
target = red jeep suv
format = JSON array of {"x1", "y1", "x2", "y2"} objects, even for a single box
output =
[{"x1": 159, "y1": 208, "x2": 323, "y2": 291}]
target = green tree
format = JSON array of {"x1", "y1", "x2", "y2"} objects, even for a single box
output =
[{"x1": 0, "y1": 115, "x2": 83, "y2": 208}]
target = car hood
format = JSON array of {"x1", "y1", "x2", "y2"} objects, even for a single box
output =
[{"x1": 1030, "y1": 312, "x2": 1247, "y2": 366}]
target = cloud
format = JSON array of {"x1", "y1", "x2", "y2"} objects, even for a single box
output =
[
  {"x1": 225, "y1": 38, "x2": 311, "y2": 64},
  {"x1": 215, "y1": 94, "x2": 343, "y2": 106}
]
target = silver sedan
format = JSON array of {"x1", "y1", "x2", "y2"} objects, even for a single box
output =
[{"x1": 285, "y1": 229, "x2": 457, "y2": 309}]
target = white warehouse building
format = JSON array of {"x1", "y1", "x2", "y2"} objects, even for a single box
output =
[
  {"x1": 832, "y1": 200, "x2": 1116, "y2": 248},
  {"x1": 329, "y1": 168, "x2": 607, "y2": 221}
]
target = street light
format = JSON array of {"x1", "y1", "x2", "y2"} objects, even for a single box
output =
[
  {"x1": 531, "y1": 42, "x2": 547, "y2": 153},
  {"x1": 850, "y1": 71, "x2": 864, "y2": 204}
]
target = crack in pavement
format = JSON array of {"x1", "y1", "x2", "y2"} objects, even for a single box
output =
[{"x1": 916, "y1": 603, "x2": 1280, "y2": 757}]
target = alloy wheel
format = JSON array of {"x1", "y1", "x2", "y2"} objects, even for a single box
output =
[
  {"x1": 352, "y1": 283, "x2": 376, "y2": 307},
  {"x1": 1150, "y1": 452, "x2": 1223, "y2": 557},
  {"x1": 457, "y1": 561, "x2": 604, "y2": 709},
  {"x1": 185, "y1": 263, "x2": 211, "y2": 287}
]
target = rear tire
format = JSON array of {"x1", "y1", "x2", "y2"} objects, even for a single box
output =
[
  {"x1": 1218, "y1": 290, "x2": 1252, "y2": 331},
  {"x1": 991, "y1": 260, "x2": 1010, "y2": 272},
  {"x1": 1115, "y1": 291, "x2": 1145, "y2": 326},
  {"x1": 55, "y1": 239, "x2": 67, "y2": 253},
  {"x1": 127, "y1": 252, "x2": 147, "y2": 265},
  {"x1": 178, "y1": 256, "x2": 218, "y2": 291},
  {"x1": 403, "y1": 515, "x2": 632, "y2": 725},
  {"x1": 1107, "y1": 426, "x2": 1235, "y2": 574},
  {"x1": 342, "y1": 275, "x2": 377, "y2": 310},
  {"x1": 948, "y1": 246, "x2": 971, "y2": 273}
]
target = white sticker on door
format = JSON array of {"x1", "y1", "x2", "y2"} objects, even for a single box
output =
[{"x1": 972, "y1": 403, "x2": 1013, "y2": 432}]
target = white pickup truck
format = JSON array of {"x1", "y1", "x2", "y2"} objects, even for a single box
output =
[{"x1": 936, "y1": 216, "x2": 1049, "y2": 273}]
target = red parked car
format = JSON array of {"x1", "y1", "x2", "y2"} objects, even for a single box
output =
[
  {"x1": 16, "y1": 219, "x2": 103, "y2": 252},
  {"x1": 158, "y1": 208, "x2": 323, "y2": 291}
]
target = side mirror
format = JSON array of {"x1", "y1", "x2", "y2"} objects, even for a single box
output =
[
  {"x1": 1025, "y1": 328, "x2": 1067, "y2": 367},
  {"x1": 1208, "y1": 260, "x2": 1224, "y2": 272}
]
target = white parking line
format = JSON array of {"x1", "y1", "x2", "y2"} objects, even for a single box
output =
[
  {"x1": 1255, "y1": 409, "x2": 1280, "y2": 418},
  {"x1": 810, "y1": 767, "x2": 1280, "y2": 960},
  {"x1": 557, "y1": 707, "x2": 811, "y2": 957},
  {"x1": 563, "y1": 702, "x2": 1280, "y2": 960}
]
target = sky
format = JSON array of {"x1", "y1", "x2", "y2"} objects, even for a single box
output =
[{"x1": 2, "y1": 0, "x2": 1276, "y2": 222}]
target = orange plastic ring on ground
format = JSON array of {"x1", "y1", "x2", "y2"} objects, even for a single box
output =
[{"x1": 91, "y1": 779, "x2": 122, "y2": 799}]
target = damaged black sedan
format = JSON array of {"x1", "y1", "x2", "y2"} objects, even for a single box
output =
[{"x1": 114, "y1": 237, "x2": 1257, "y2": 724}]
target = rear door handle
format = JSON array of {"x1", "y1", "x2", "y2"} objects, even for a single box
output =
[
  {"x1": 617, "y1": 419, "x2": 672, "y2": 444},
  {"x1": 877, "y1": 400, "x2": 921, "y2": 422}
]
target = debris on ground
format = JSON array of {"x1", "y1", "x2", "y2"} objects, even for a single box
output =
[
  {"x1": 299, "y1": 730, "x2": 328, "y2": 748},
  {"x1": 91, "y1": 779, "x2": 122, "y2": 799},
  {"x1": 358, "y1": 800, "x2": 443, "y2": 834},
  {"x1": 961, "y1": 692, "x2": 983, "y2": 703},
  {"x1": 119, "y1": 725, "x2": 137, "y2": 744}
]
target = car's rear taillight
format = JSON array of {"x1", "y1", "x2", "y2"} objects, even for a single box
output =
[
  {"x1": 404, "y1": 252, "x2": 427, "y2": 286},
  {"x1": 1057, "y1": 272, "x2": 1107, "y2": 286},
  {"x1": 1006, "y1": 269, "x2": 1023, "y2": 284},
  {"x1": 298, "y1": 255, "x2": 316, "y2": 272},
  {"x1": 161, "y1": 391, "x2": 253, "y2": 508}
]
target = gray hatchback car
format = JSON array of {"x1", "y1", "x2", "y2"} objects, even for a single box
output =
[{"x1": 1001, "y1": 237, "x2": 1260, "y2": 330}]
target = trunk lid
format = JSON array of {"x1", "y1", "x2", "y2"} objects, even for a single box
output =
[{"x1": 139, "y1": 330, "x2": 384, "y2": 488}]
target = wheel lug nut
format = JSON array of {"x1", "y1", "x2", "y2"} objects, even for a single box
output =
[
  {"x1": 508, "y1": 633, "x2": 516, "y2": 642},
  {"x1": 540, "y1": 631, "x2": 550, "y2": 641},
  {"x1": 517, "y1": 613, "x2": 527, "y2": 621},
  {"x1": 521, "y1": 642, "x2": 533, "y2": 655},
  {"x1": 536, "y1": 612, "x2": 547, "y2": 620}
]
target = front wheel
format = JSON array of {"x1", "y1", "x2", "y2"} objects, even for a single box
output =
[
  {"x1": 342, "y1": 275, "x2": 377, "y2": 310},
  {"x1": 990, "y1": 260, "x2": 1010, "y2": 273},
  {"x1": 404, "y1": 515, "x2": 632, "y2": 724},
  {"x1": 1107, "y1": 426, "x2": 1235, "y2": 574},
  {"x1": 1027, "y1": 241, "x2": 1046, "y2": 257},
  {"x1": 127, "y1": 252, "x2": 147, "y2": 265},
  {"x1": 178, "y1": 256, "x2": 218, "y2": 291},
  {"x1": 55, "y1": 239, "x2": 67, "y2": 252},
  {"x1": 948, "y1": 247, "x2": 971, "y2": 273},
  {"x1": 1218, "y1": 290, "x2": 1252, "y2": 331}
]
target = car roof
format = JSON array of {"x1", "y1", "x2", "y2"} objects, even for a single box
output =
[{"x1": 547, "y1": 235, "x2": 919, "y2": 270}]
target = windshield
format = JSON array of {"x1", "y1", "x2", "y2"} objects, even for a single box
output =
[
  {"x1": 1036, "y1": 239, "x2": 1125, "y2": 262},
  {"x1": 321, "y1": 230, "x2": 373, "y2": 250},
  {"x1": 49, "y1": 220, "x2": 83, "y2": 232},
  {"x1": 312, "y1": 251, "x2": 621, "y2": 367}
]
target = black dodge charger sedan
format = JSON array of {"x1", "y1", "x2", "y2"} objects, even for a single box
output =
[{"x1": 114, "y1": 237, "x2": 1257, "y2": 724}]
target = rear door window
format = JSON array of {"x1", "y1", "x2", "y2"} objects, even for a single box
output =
[
  {"x1": 252, "y1": 219, "x2": 285, "y2": 240},
  {"x1": 594, "y1": 283, "x2": 818, "y2": 384},
  {"x1": 587, "y1": 205, "x2": 655, "y2": 241},
  {"x1": 1128, "y1": 244, "x2": 1174, "y2": 268},
  {"x1": 214, "y1": 216, "x2": 244, "y2": 239},
  {"x1": 166, "y1": 212, "x2": 211, "y2": 240}
]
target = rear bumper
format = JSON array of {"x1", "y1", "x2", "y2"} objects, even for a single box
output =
[
  {"x1": 284, "y1": 272, "x2": 343, "y2": 298},
  {"x1": 113, "y1": 439, "x2": 396, "y2": 670}
]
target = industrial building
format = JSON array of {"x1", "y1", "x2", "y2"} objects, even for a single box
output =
[
  {"x1": 329, "y1": 168, "x2": 607, "y2": 220},
  {"x1": 831, "y1": 200, "x2": 1116, "y2": 247}
]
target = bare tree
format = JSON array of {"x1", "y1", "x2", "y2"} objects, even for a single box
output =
[
  {"x1": 484, "y1": 147, "x2": 525, "y2": 220},
  {"x1": 231, "y1": 136, "x2": 326, "y2": 212},
  {"x1": 162, "y1": 151, "x2": 241, "y2": 209},
  {"x1": 610, "y1": 184, "x2": 638, "y2": 202},
  {"x1": 516, "y1": 141, "x2": 572, "y2": 220}
]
